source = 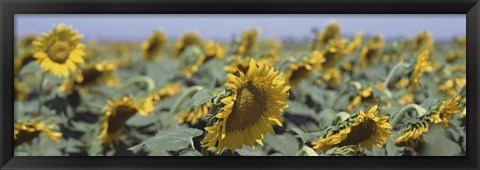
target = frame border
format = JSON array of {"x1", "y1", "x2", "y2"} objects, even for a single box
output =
[{"x1": 1, "y1": 0, "x2": 479, "y2": 169}]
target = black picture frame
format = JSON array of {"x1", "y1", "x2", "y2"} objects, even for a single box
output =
[{"x1": 1, "y1": 0, "x2": 479, "y2": 169}]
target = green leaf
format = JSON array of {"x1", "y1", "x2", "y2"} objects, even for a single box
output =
[
  {"x1": 129, "y1": 127, "x2": 203, "y2": 153},
  {"x1": 179, "y1": 148, "x2": 203, "y2": 156},
  {"x1": 288, "y1": 127, "x2": 306, "y2": 143},
  {"x1": 43, "y1": 95, "x2": 68, "y2": 116},
  {"x1": 420, "y1": 125, "x2": 462, "y2": 156},
  {"x1": 235, "y1": 145, "x2": 267, "y2": 156},
  {"x1": 191, "y1": 88, "x2": 214, "y2": 108},
  {"x1": 265, "y1": 133, "x2": 300, "y2": 156}
]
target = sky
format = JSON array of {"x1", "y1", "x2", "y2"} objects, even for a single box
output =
[{"x1": 15, "y1": 14, "x2": 466, "y2": 42}]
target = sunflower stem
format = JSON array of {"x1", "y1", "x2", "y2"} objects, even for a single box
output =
[
  {"x1": 111, "y1": 76, "x2": 155, "y2": 99},
  {"x1": 169, "y1": 86, "x2": 203, "y2": 115},
  {"x1": 391, "y1": 104, "x2": 427, "y2": 128},
  {"x1": 37, "y1": 72, "x2": 46, "y2": 114},
  {"x1": 330, "y1": 81, "x2": 360, "y2": 108},
  {"x1": 383, "y1": 62, "x2": 410, "y2": 99},
  {"x1": 458, "y1": 84, "x2": 466, "y2": 97}
]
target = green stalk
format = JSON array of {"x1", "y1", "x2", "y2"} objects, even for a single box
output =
[
  {"x1": 391, "y1": 104, "x2": 427, "y2": 127},
  {"x1": 383, "y1": 62, "x2": 410, "y2": 99},
  {"x1": 169, "y1": 86, "x2": 204, "y2": 115},
  {"x1": 111, "y1": 76, "x2": 155, "y2": 99},
  {"x1": 37, "y1": 73, "x2": 46, "y2": 114}
]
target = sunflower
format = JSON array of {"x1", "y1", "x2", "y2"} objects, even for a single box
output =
[
  {"x1": 235, "y1": 29, "x2": 260, "y2": 57},
  {"x1": 461, "y1": 107, "x2": 466, "y2": 118},
  {"x1": 437, "y1": 77, "x2": 466, "y2": 97},
  {"x1": 14, "y1": 52, "x2": 35, "y2": 77},
  {"x1": 321, "y1": 39, "x2": 346, "y2": 69},
  {"x1": 455, "y1": 35, "x2": 466, "y2": 47},
  {"x1": 445, "y1": 50, "x2": 466, "y2": 63},
  {"x1": 260, "y1": 39, "x2": 282, "y2": 61},
  {"x1": 19, "y1": 34, "x2": 38, "y2": 48},
  {"x1": 14, "y1": 121, "x2": 62, "y2": 147},
  {"x1": 398, "y1": 92, "x2": 415, "y2": 105},
  {"x1": 395, "y1": 115, "x2": 430, "y2": 148},
  {"x1": 141, "y1": 30, "x2": 168, "y2": 61},
  {"x1": 412, "y1": 31, "x2": 434, "y2": 52},
  {"x1": 392, "y1": 77, "x2": 410, "y2": 90},
  {"x1": 347, "y1": 86, "x2": 377, "y2": 111},
  {"x1": 224, "y1": 57, "x2": 273, "y2": 75},
  {"x1": 285, "y1": 51, "x2": 325, "y2": 86},
  {"x1": 344, "y1": 32, "x2": 364, "y2": 54},
  {"x1": 429, "y1": 95, "x2": 463, "y2": 127},
  {"x1": 173, "y1": 32, "x2": 201, "y2": 58},
  {"x1": 60, "y1": 61, "x2": 118, "y2": 93},
  {"x1": 449, "y1": 65, "x2": 466, "y2": 74},
  {"x1": 312, "y1": 105, "x2": 392, "y2": 152},
  {"x1": 201, "y1": 59, "x2": 290, "y2": 154},
  {"x1": 14, "y1": 80, "x2": 28, "y2": 101},
  {"x1": 315, "y1": 68, "x2": 341, "y2": 88},
  {"x1": 312, "y1": 21, "x2": 341, "y2": 51},
  {"x1": 98, "y1": 96, "x2": 153, "y2": 147},
  {"x1": 33, "y1": 23, "x2": 86, "y2": 77},
  {"x1": 410, "y1": 49, "x2": 432, "y2": 89},
  {"x1": 359, "y1": 35, "x2": 385, "y2": 67},
  {"x1": 203, "y1": 41, "x2": 226, "y2": 60},
  {"x1": 177, "y1": 102, "x2": 212, "y2": 125},
  {"x1": 142, "y1": 83, "x2": 183, "y2": 110},
  {"x1": 181, "y1": 55, "x2": 208, "y2": 78}
]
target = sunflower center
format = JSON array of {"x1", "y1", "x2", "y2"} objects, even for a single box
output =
[
  {"x1": 77, "y1": 67, "x2": 103, "y2": 85},
  {"x1": 48, "y1": 40, "x2": 71, "y2": 63},
  {"x1": 14, "y1": 129, "x2": 41, "y2": 147},
  {"x1": 107, "y1": 105, "x2": 137, "y2": 133},
  {"x1": 337, "y1": 118, "x2": 377, "y2": 147},
  {"x1": 147, "y1": 38, "x2": 160, "y2": 54},
  {"x1": 226, "y1": 82, "x2": 267, "y2": 132},
  {"x1": 289, "y1": 66, "x2": 311, "y2": 84}
]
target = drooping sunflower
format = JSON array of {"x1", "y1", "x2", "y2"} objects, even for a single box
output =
[
  {"x1": 410, "y1": 49, "x2": 433, "y2": 89},
  {"x1": 177, "y1": 102, "x2": 212, "y2": 125},
  {"x1": 14, "y1": 80, "x2": 28, "y2": 101},
  {"x1": 344, "y1": 32, "x2": 364, "y2": 55},
  {"x1": 181, "y1": 55, "x2": 208, "y2": 78},
  {"x1": 311, "y1": 105, "x2": 392, "y2": 152},
  {"x1": 173, "y1": 32, "x2": 201, "y2": 58},
  {"x1": 455, "y1": 35, "x2": 466, "y2": 47},
  {"x1": 429, "y1": 95, "x2": 463, "y2": 127},
  {"x1": 234, "y1": 29, "x2": 260, "y2": 57},
  {"x1": 98, "y1": 96, "x2": 153, "y2": 147},
  {"x1": 14, "y1": 121, "x2": 62, "y2": 147},
  {"x1": 14, "y1": 52, "x2": 35, "y2": 77},
  {"x1": 260, "y1": 38, "x2": 282, "y2": 62},
  {"x1": 397, "y1": 92, "x2": 415, "y2": 105},
  {"x1": 347, "y1": 86, "x2": 377, "y2": 111},
  {"x1": 359, "y1": 35, "x2": 385, "y2": 67},
  {"x1": 437, "y1": 77, "x2": 466, "y2": 97},
  {"x1": 141, "y1": 30, "x2": 168, "y2": 61},
  {"x1": 395, "y1": 114, "x2": 430, "y2": 148},
  {"x1": 33, "y1": 23, "x2": 86, "y2": 77},
  {"x1": 60, "y1": 61, "x2": 119, "y2": 93},
  {"x1": 411, "y1": 31, "x2": 435, "y2": 52},
  {"x1": 321, "y1": 38, "x2": 346, "y2": 69},
  {"x1": 285, "y1": 51, "x2": 325, "y2": 86},
  {"x1": 315, "y1": 68, "x2": 341, "y2": 88},
  {"x1": 445, "y1": 50, "x2": 466, "y2": 63},
  {"x1": 392, "y1": 77, "x2": 410, "y2": 90},
  {"x1": 312, "y1": 21, "x2": 341, "y2": 51},
  {"x1": 141, "y1": 83, "x2": 183, "y2": 115},
  {"x1": 203, "y1": 41, "x2": 226, "y2": 60},
  {"x1": 201, "y1": 59, "x2": 290, "y2": 154}
]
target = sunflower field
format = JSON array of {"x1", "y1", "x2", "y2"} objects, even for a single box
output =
[{"x1": 13, "y1": 22, "x2": 466, "y2": 156}]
